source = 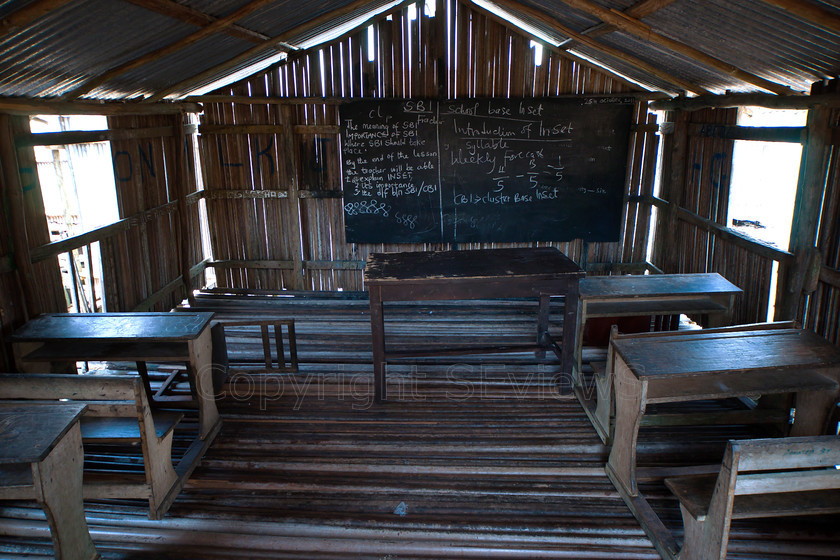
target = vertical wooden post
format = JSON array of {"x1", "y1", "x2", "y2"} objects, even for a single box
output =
[
  {"x1": 280, "y1": 104, "x2": 304, "y2": 289},
  {"x1": 174, "y1": 111, "x2": 196, "y2": 306},
  {"x1": 653, "y1": 110, "x2": 687, "y2": 273},
  {"x1": 0, "y1": 113, "x2": 41, "y2": 318},
  {"x1": 776, "y1": 88, "x2": 833, "y2": 321}
]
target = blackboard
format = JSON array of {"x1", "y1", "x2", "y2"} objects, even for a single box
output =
[{"x1": 339, "y1": 97, "x2": 635, "y2": 243}]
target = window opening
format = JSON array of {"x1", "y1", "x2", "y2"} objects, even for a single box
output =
[
  {"x1": 727, "y1": 107, "x2": 807, "y2": 320},
  {"x1": 31, "y1": 115, "x2": 120, "y2": 312}
]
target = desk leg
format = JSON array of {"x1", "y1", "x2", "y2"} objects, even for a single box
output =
[
  {"x1": 606, "y1": 354, "x2": 645, "y2": 497},
  {"x1": 189, "y1": 327, "x2": 221, "y2": 439},
  {"x1": 33, "y1": 421, "x2": 99, "y2": 560},
  {"x1": 561, "y1": 282, "x2": 580, "y2": 393},
  {"x1": 790, "y1": 385, "x2": 838, "y2": 436},
  {"x1": 369, "y1": 285, "x2": 386, "y2": 403}
]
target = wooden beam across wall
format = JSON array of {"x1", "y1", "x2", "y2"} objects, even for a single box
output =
[
  {"x1": 0, "y1": 97, "x2": 202, "y2": 116},
  {"x1": 652, "y1": 92, "x2": 840, "y2": 112},
  {"x1": 15, "y1": 124, "x2": 198, "y2": 147},
  {"x1": 557, "y1": 0, "x2": 799, "y2": 95}
]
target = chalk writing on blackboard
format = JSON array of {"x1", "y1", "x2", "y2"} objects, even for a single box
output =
[{"x1": 339, "y1": 97, "x2": 635, "y2": 243}]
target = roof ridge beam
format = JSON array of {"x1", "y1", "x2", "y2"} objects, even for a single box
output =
[
  {"x1": 60, "y1": 0, "x2": 279, "y2": 101},
  {"x1": 558, "y1": 0, "x2": 799, "y2": 95}
]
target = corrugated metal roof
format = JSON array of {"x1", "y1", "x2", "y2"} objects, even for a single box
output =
[
  {"x1": 510, "y1": 0, "x2": 840, "y2": 95},
  {"x1": 0, "y1": 0, "x2": 838, "y2": 101}
]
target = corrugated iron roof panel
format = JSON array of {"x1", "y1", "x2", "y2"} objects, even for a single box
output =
[
  {"x1": 0, "y1": 0, "x2": 198, "y2": 98},
  {"x1": 513, "y1": 0, "x2": 840, "y2": 94},
  {"x1": 89, "y1": 34, "x2": 260, "y2": 100},
  {"x1": 644, "y1": 0, "x2": 840, "y2": 93}
]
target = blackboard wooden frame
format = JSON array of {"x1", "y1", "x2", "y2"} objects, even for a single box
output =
[{"x1": 339, "y1": 96, "x2": 636, "y2": 243}]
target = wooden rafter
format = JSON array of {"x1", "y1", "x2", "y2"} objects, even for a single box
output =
[
  {"x1": 491, "y1": 0, "x2": 709, "y2": 96},
  {"x1": 123, "y1": 0, "x2": 276, "y2": 45},
  {"x1": 558, "y1": 0, "x2": 798, "y2": 95},
  {"x1": 581, "y1": 0, "x2": 678, "y2": 39},
  {"x1": 0, "y1": 0, "x2": 73, "y2": 38},
  {"x1": 60, "y1": 0, "x2": 280, "y2": 101},
  {"x1": 145, "y1": 0, "x2": 412, "y2": 102},
  {"x1": 757, "y1": 0, "x2": 840, "y2": 35}
]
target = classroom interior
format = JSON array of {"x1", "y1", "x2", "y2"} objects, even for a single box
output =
[{"x1": 1, "y1": 1, "x2": 840, "y2": 559}]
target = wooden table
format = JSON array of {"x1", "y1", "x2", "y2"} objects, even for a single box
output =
[
  {"x1": 575, "y1": 273, "x2": 742, "y2": 442},
  {"x1": 10, "y1": 312, "x2": 219, "y2": 439},
  {"x1": 605, "y1": 327, "x2": 840, "y2": 560},
  {"x1": 0, "y1": 403, "x2": 99, "y2": 560},
  {"x1": 364, "y1": 248, "x2": 584, "y2": 402}
]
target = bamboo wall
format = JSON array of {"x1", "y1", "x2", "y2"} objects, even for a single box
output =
[
  {"x1": 199, "y1": 0, "x2": 656, "y2": 292},
  {"x1": 653, "y1": 107, "x2": 782, "y2": 325},
  {"x1": 101, "y1": 113, "x2": 203, "y2": 312}
]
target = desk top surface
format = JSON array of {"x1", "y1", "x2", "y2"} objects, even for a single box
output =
[
  {"x1": 0, "y1": 403, "x2": 87, "y2": 464},
  {"x1": 364, "y1": 248, "x2": 583, "y2": 283},
  {"x1": 613, "y1": 328, "x2": 840, "y2": 379},
  {"x1": 580, "y1": 273, "x2": 742, "y2": 299},
  {"x1": 11, "y1": 312, "x2": 215, "y2": 343}
]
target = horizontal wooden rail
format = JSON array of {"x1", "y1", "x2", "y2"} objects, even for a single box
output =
[
  {"x1": 820, "y1": 264, "x2": 840, "y2": 289},
  {"x1": 687, "y1": 123, "x2": 806, "y2": 143},
  {"x1": 132, "y1": 258, "x2": 210, "y2": 312},
  {"x1": 30, "y1": 192, "x2": 204, "y2": 263},
  {"x1": 632, "y1": 194, "x2": 794, "y2": 264},
  {"x1": 209, "y1": 259, "x2": 365, "y2": 271}
]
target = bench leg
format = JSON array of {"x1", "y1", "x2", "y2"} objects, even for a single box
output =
[
  {"x1": 189, "y1": 328, "x2": 221, "y2": 439},
  {"x1": 142, "y1": 429, "x2": 180, "y2": 520},
  {"x1": 33, "y1": 422, "x2": 99, "y2": 560}
]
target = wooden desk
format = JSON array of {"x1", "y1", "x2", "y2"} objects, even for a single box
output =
[
  {"x1": 605, "y1": 327, "x2": 840, "y2": 560},
  {"x1": 577, "y1": 273, "x2": 741, "y2": 371},
  {"x1": 0, "y1": 403, "x2": 99, "y2": 560},
  {"x1": 575, "y1": 273, "x2": 742, "y2": 443},
  {"x1": 10, "y1": 312, "x2": 220, "y2": 440},
  {"x1": 364, "y1": 248, "x2": 584, "y2": 402}
]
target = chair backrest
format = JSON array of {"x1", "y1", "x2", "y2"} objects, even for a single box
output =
[
  {"x1": 728, "y1": 435, "x2": 840, "y2": 496},
  {"x1": 0, "y1": 373, "x2": 144, "y2": 417}
]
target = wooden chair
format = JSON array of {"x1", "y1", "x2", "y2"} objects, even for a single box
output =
[
  {"x1": 0, "y1": 373, "x2": 186, "y2": 520},
  {"x1": 216, "y1": 319, "x2": 298, "y2": 373},
  {"x1": 665, "y1": 435, "x2": 840, "y2": 560}
]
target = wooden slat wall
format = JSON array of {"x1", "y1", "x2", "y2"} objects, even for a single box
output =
[
  {"x1": 100, "y1": 114, "x2": 202, "y2": 311},
  {"x1": 653, "y1": 107, "x2": 780, "y2": 324},
  {"x1": 8, "y1": 115, "x2": 67, "y2": 314},
  {"x1": 200, "y1": 0, "x2": 654, "y2": 291}
]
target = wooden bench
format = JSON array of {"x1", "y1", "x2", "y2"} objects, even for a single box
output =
[
  {"x1": 581, "y1": 321, "x2": 798, "y2": 444},
  {"x1": 665, "y1": 435, "x2": 840, "y2": 560},
  {"x1": 0, "y1": 373, "x2": 192, "y2": 520}
]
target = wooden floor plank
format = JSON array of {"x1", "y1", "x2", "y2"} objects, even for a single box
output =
[{"x1": 1, "y1": 291, "x2": 838, "y2": 559}]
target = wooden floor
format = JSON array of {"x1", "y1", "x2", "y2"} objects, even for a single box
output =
[{"x1": 1, "y1": 291, "x2": 838, "y2": 559}]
